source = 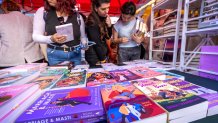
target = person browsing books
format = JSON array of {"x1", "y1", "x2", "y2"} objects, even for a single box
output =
[
  {"x1": 32, "y1": 0, "x2": 87, "y2": 66},
  {"x1": 85, "y1": 0, "x2": 112, "y2": 67},
  {"x1": 0, "y1": 0, "x2": 44, "y2": 69},
  {"x1": 112, "y1": 2, "x2": 146, "y2": 64}
]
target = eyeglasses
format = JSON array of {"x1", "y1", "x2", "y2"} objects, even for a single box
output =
[{"x1": 57, "y1": 17, "x2": 65, "y2": 25}]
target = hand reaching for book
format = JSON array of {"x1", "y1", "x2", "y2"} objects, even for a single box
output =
[{"x1": 50, "y1": 33, "x2": 67, "y2": 44}]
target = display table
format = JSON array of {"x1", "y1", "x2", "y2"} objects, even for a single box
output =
[{"x1": 169, "y1": 70, "x2": 218, "y2": 123}]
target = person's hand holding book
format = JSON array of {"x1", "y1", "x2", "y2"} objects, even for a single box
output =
[{"x1": 50, "y1": 33, "x2": 67, "y2": 44}]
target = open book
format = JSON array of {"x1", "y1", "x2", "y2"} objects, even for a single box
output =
[{"x1": 56, "y1": 23, "x2": 74, "y2": 42}]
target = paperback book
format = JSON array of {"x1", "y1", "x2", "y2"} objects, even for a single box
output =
[
  {"x1": 87, "y1": 69, "x2": 116, "y2": 87},
  {"x1": 101, "y1": 82, "x2": 167, "y2": 123},
  {"x1": 27, "y1": 68, "x2": 65, "y2": 90},
  {"x1": 41, "y1": 67, "x2": 68, "y2": 76},
  {"x1": 0, "y1": 84, "x2": 41, "y2": 122},
  {"x1": 16, "y1": 86, "x2": 104, "y2": 123},
  {"x1": 56, "y1": 23, "x2": 74, "y2": 42},
  {"x1": 135, "y1": 81, "x2": 208, "y2": 122},
  {"x1": 128, "y1": 66, "x2": 163, "y2": 78},
  {"x1": 28, "y1": 75, "x2": 63, "y2": 90},
  {"x1": 109, "y1": 69, "x2": 142, "y2": 82},
  {"x1": 51, "y1": 70, "x2": 87, "y2": 89},
  {"x1": 0, "y1": 71, "x2": 40, "y2": 87},
  {"x1": 164, "y1": 78, "x2": 218, "y2": 116}
]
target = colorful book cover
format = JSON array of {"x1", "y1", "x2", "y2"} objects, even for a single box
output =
[
  {"x1": 87, "y1": 70, "x2": 116, "y2": 87},
  {"x1": 135, "y1": 81, "x2": 208, "y2": 121},
  {"x1": 28, "y1": 75, "x2": 62, "y2": 90},
  {"x1": 101, "y1": 83, "x2": 167, "y2": 123},
  {"x1": 128, "y1": 66, "x2": 163, "y2": 78},
  {"x1": 41, "y1": 67, "x2": 68, "y2": 76},
  {"x1": 0, "y1": 71, "x2": 39, "y2": 87},
  {"x1": 109, "y1": 69, "x2": 142, "y2": 82},
  {"x1": 163, "y1": 78, "x2": 217, "y2": 95},
  {"x1": 131, "y1": 78, "x2": 161, "y2": 88},
  {"x1": 163, "y1": 78, "x2": 218, "y2": 116},
  {"x1": 0, "y1": 84, "x2": 35, "y2": 106},
  {"x1": 51, "y1": 70, "x2": 87, "y2": 89},
  {"x1": 25, "y1": 68, "x2": 65, "y2": 90},
  {"x1": 16, "y1": 87, "x2": 104, "y2": 123},
  {"x1": 0, "y1": 84, "x2": 41, "y2": 122}
]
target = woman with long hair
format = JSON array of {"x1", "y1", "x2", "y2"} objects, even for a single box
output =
[
  {"x1": 85, "y1": 0, "x2": 112, "y2": 67},
  {"x1": 32, "y1": 0, "x2": 86, "y2": 65}
]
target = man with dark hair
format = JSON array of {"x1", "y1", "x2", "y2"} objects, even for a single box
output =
[
  {"x1": 85, "y1": 0, "x2": 112, "y2": 67},
  {"x1": 0, "y1": 0, "x2": 44, "y2": 69}
]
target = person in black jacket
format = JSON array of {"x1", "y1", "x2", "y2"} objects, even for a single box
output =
[{"x1": 85, "y1": 0, "x2": 112, "y2": 67}]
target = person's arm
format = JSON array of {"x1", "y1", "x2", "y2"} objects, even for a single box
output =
[
  {"x1": 79, "y1": 14, "x2": 86, "y2": 39},
  {"x1": 32, "y1": 7, "x2": 53, "y2": 44},
  {"x1": 112, "y1": 26, "x2": 128, "y2": 44},
  {"x1": 86, "y1": 24, "x2": 106, "y2": 61},
  {"x1": 106, "y1": 14, "x2": 112, "y2": 38}
]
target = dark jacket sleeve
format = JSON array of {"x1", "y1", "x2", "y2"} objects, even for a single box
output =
[
  {"x1": 86, "y1": 24, "x2": 107, "y2": 61},
  {"x1": 107, "y1": 26, "x2": 112, "y2": 38}
]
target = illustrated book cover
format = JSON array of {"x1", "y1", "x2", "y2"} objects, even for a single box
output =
[
  {"x1": 101, "y1": 82, "x2": 167, "y2": 123},
  {"x1": 28, "y1": 75, "x2": 63, "y2": 90},
  {"x1": 0, "y1": 71, "x2": 40, "y2": 87},
  {"x1": 87, "y1": 69, "x2": 116, "y2": 87},
  {"x1": 135, "y1": 81, "x2": 208, "y2": 122},
  {"x1": 16, "y1": 86, "x2": 104, "y2": 123},
  {"x1": 109, "y1": 69, "x2": 142, "y2": 82},
  {"x1": 164, "y1": 78, "x2": 218, "y2": 116},
  {"x1": 128, "y1": 66, "x2": 163, "y2": 78},
  {"x1": 51, "y1": 70, "x2": 87, "y2": 89},
  {"x1": 0, "y1": 84, "x2": 41, "y2": 122}
]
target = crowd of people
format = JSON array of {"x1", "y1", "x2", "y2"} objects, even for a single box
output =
[{"x1": 0, "y1": 0, "x2": 148, "y2": 69}]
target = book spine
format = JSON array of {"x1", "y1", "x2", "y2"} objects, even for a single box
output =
[
  {"x1": 16, "y1": 109, "x2": 104, "y2": 123},
  {"x1": 78, "y1": 109, "x2": 105, "y2": 119},
  {"x1": 15, "y1": 110, "x2": 104, "y2": 123},
  {"x1": 68, "y1": 116, "x2": 106, "y2": 123}
]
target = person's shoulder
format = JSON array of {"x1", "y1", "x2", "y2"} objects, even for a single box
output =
[
  {"x1": 114, "y1": 19, "x2": 122, "y2": 26},
  {"x1": 86, "y1": 14, "x2": 97, "y2": 27},
  {"x1": 35, "y1": 7, "x2": 45, "y2": 13}
]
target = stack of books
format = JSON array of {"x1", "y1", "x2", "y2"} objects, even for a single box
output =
[
  {"x1": 134, "y1": 80, "x2": 208, "y2": 123},
  {"x1": 15, "y1": 86, "x2": 105, "y2": 123},
  {"x1": 101, "y1": 82, "x2": 167, "y2": 123}
]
